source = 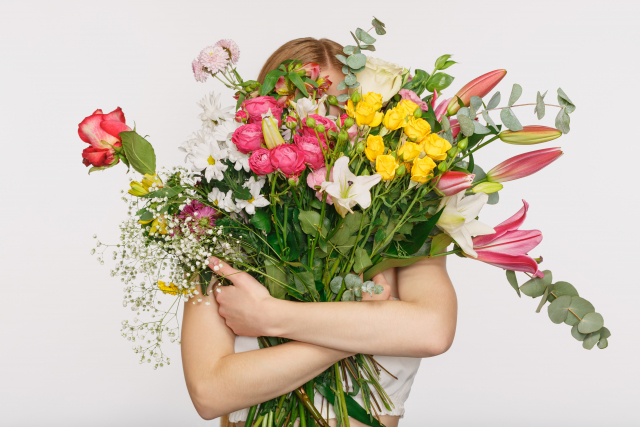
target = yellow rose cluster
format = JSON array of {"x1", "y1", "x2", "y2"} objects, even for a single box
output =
[{"x1": 346, "y1": 92, "x2": 384, "y2": 127}]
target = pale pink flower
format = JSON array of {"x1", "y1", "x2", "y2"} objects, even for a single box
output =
[
  {"x1": 198, "y1": 46, "x2": 229, "y2": 74},
  {"x1": 214, "y1": 39, "x2": 240, "y2": 65},
  {"x1": 192, "y1": 59, "x2": 207, "y2": 83}
]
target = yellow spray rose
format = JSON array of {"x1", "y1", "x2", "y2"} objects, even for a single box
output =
[
  {"x1": 398, "y1": 141, "x2": 422, "y2": 162},
  {"x1": 421, "y1": 133, "x2": 452, "y2": 161},
  {"x1": 383, "y1": 108, "x2": 405, "y2": 130},
  {"x1": 355, "y1": 100, "x2": 384, "y2": 127},
  {"x1": 376, "y1": 154, "x2": 399, "y2": 180},
  {"x1": 346, "y1": 99, "x2": 356, "y2": 118},
  {"x1": 404, "y1": 116, "x2": 432, "y2": 141},
  {"x1": 396, "y1": 99, "x2": 419, "y2": 117},
  {"x1": 361, "y1": 92, "x2": 383, "y2": 110},
  {"x1": 364, "y1": 134, "x2": 385, "y2": 161},
  {"x1": 411, "y1": 156, "x2": 437, "y2": 183}
]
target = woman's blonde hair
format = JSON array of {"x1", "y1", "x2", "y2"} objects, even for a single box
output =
[{"x1": 257, "y1": 37, "x2": 345, "y2": 83}]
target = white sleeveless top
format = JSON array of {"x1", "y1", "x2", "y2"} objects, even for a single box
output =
[{"x1": 228, "y1": 298, "x2": 422, "y2": 423}]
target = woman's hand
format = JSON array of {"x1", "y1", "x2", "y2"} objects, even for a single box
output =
[{"x1": 361, "y1": 273, "x2": 394, "y2": 301}]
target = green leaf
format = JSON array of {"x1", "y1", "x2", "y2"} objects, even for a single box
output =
[
  {"x1": 535, "y1": 90, "x2": 546, "y2": 120},
  {"x1": 397, "y1": 208, "x2": 444, "y2": 255},
  {"x1": 343, "y1": 45, "x2": 357, "y2": 55},
  {"x1": 467, "y1": 152, "x2": 475, "y2": 176},
  {"x1": 500, "y1": 107, "x2": 523, "y2": 131},
  {"x1": 353, "y1": 248, "x2": 373, "y2": 274},
  {"x1": 364, "y1": 255, "x2": 431, "y2": 281},
  {"x1": 583, "y1": 332, "x2": 600, "y2": 350},
  {"x1": 355, "y1": 28, "x2": 376, "y2": 44},
  {"x1": 330, "y1": 276, "x2": 344, "y2": 294},
  {"x1": 506, "y1": 270, "x2": 521, "y2": 297},
  {"x1": 564, "y1": 297, "x2": 595, "y2": 326},
  {"x1": 402, "y1": 69, "x2": 429, "y2": 95},
  {"x1": 335, "y1": 54, "x2": 348, "y2": 65},
  {"x1": 571, "y1": 324, "x2": 586, "y2": 341},
  {"x1": 374, "y1": 229, "x2": 386, "y2": 243},
  {"x1": 293, "y1": 271, "x2": 316, "y2": 295},
  {"x1": 557, "y1": 88, "x2": 576, "y2": 113},
  {"x1": 329, "y1": 226, "x2": 351, "y2": 246},
  {"x1": 87, "y1": 164, "x2": 113, "y2": 174},
  {"x1": 548, "y1": 295, "x2": 572, "y2": 323},
  {"x1": 343, "y1": 212, "x2": 368, "y2": 234},
  {"x1": 426, "y1": 72, "x2": 454, "y2": 92},
  {"x1": 316, "y1": 384, "x2": 385, "y2": 427},
  {"x1": 520, "y1": 277, "x2": 546, "y2": 298},
  {"x1": 249, "y1": 209, "x2": 271, "y2": 234},
  {"x1": 287, "y1": 72, "x2": 309, "y2": 97},
  {"x1": 547, "y1": 281, "x2": 578, "y2": 303},
  {"x1": 487, "y1": 91, "x2": 501, "y2": 110},
  {"x1": 264, "y1": 260, "x2": 287, "y2": 299},
  {"x1": 508, "y1": 83, "x2": 522, "y2": 107},
  {"x1": 555, "y1": 108, "x2": 571, "y2": 134},
  {"x1": 141, "y1": 185, "x2": 183, "y2": 199},
  {"x1": 429, "y1": 233, "x2": 452, "y2": 256},
  {"x1": 120, "y1": 131, "x2": 156, "y2": 176},
  {"x1": 345, "y1": 73, "x2": 357, "y2": 86},
  {"x1": 336, "y1": 235, "x2": 357, "y2": 255},
  {"x1": 346, "y1": 53, "x2": 367, "y2": 70},
  {"x1": 441, "y1": 60, "x2": 456, "y2": 70},
  {"x1": 597, "y1": 337, "x2": 608, "y2": 349},
  {"x1": 578, "y1": 312, "x2": 604, "y2": 334},
  {"x1": 434, "y1": 54, "x2": 452, "y2": 70},
  {"x1": 457, "y1": 114, "x2": 475, "y2": 137},
  {"x1": 259, "y1": 69, "x2": 286, "y2": 96},
  {"x1": 299, "y1": 210, "x2": 322, "y2": 236}
]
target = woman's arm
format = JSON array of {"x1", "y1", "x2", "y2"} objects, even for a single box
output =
[
  {"x1": 181, "y1": 279, "x2": 352, "y2": 420},
  {"x1": 212, "y1": 256, "x2": 457, "y2": 358}
]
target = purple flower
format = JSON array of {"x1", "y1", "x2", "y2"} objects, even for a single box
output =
[{"x1": 177, "y1": 200, "x2": 217, "y2": 237}]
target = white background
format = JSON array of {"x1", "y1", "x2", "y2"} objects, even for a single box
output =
[{"x1": 1, "y1": 0, "x2": 638, "y2": 425}]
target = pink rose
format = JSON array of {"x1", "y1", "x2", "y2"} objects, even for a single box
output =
[
  {"x1": 306, "y1": 167, "x2": 333, "y2": 205},
  {"x1": 398, "y1": 89, "x2": 429, "y2": 111},
  {"x1": 232, "y1": 123, "x2": 264, "y2": 154},
  {"x1": 78, "y1": 107, "x2": 131, "y2": 168},
  {"x1": 235, "y1": 110, "x2": 248, "y2": 123},
  {"x1": 242, "y1": 96, "x2": 283, "y2": 126},
  {"x1": 249, "y1": 148, "x2": 275, "y2": 175},
  {"x1": 301, "y1": 114, "x2": 338, "y2": 143},
  {"x1": 294, "y1": 134, "x2": 326, "y2": 170},
  {"x1": 269, "y1": 144, "x2": 306, "y2": 177}
]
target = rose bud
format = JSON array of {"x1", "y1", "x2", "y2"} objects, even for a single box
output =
[
  {"x1": 447, "y1": 69, "x2": 508, "y2": 116},
  {"x1": 78, "y1": 107, "x2": 131, "y2": 168},
  {"x1": 435, "y1": 171, "x2": 475, "y2": 196},
  {"x1": 327, "y1": 95, "x2": 339, "y2": 106},
  {"x1": 486, "y1": 147, "x2": 563, "y2": 183},
  {"x1": 498, "y1": 125, "x2": 562, "y2": 145},
  {"x1": 234, "y1": 110, "x2": 248, "y2": 123}
]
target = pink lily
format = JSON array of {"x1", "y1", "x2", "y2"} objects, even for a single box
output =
[
  {"x1": 435, "y1": 171, "x2": 475, "y2": 196},
  {"x1": 446, "y1": 69, "x2": 507, "y2": 116},
  {"x1": 486, "y1": 147, "x2": 563, "y2": 183},
  {"x1": 471, "y1": 200, "x2": 544, "y2": 277}
]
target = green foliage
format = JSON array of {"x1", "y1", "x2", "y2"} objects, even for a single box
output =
[
  {"x1": 120, "y1": 131, "x2": 156, "y2": 175},
  {"x1": 250, "y1": 209, "x2": 271, "y2": 234}
]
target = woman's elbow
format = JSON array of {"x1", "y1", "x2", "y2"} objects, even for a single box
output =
[
  {"x1": 188, "y1": 381, "x2": 224, "y2": 420},
  {"x1": 414, "y1": 319, "x2": 456, "y2": 357}
]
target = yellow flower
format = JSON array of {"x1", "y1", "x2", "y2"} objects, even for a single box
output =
[
  {"x1": 411, "y1": 156, "x2": 437, "y2": 183},
  {"x1": 376, "y1": 154, "x2": 399, "y2": 180},
  {"x1": 398, "y1": 141, "x2": 422, "y2": 162},
  {"x1": 364, "y1": 135, "x2": 385, "y2": 161},
  {"x1": 346, "y1": 99, "x2": 355, "y2": 118},
  {"x1": 157, "y1": 281, "x2": 187, "y2": 295},
  {"x1": 355, "y1": 101, "x2": 384, "y2": 127},
  {"x1": 396, "y1": 99, "x2": 419, "y2": 117},
  {"x1": 149, "y1": 215, "x2": 168, "y2": 235},
  {"x1": 404, "y1": 116, "x2": 432, "y2": 141},
  {"x1": 383, "y1": 108, "x2": 405, "y2": 131},
  {"x1": 361, "y1": 92, "x2": 383, "y2": 110},
  {"x1": 128, "y1": 174, "x2": 163, "y2": 197},
  {"x1": 421, "y1": 133, "x2": 452, "y2": 161}
]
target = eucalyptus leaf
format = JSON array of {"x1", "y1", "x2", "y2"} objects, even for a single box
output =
[
  {"x1": 487, "y1": 91, "x2": 501, "y2": 110},
  {"x1": 548, "y1": 295, "x2": 572, "y2": 324},
  {"x1": 548, "y1": 281, "x2": 579, "y2": 303},
  {"x1": 597, "y1": 327, "x2": 611, "y2": 340},
  {"x1": 335, "y1": 54, "x2": 348, "y2": 65},
  {"x1": 557, "y1": 88, "x2": 576, "y2": 113},
  {"x1": 520, "y1": 277, "x2": 546, "y2": 298},
  {"x1": 535, "y1": 90, "x2": 546, "y2": 120},
  {"x1": 470, "y1": 96, "x2": 483, "y2": 112},
  {"x1": 337, "y1": 80, "x2": 348, "y2": 91},
  {"x1": 345, "y1": 74, "x2": 357, "y2": 86},
  {"x1": 457, "y1": 114, "x2": 475, "y2": 137},
  {"x1": 508, "y1": 84, "x2": 522, "y2": 107},
  {"x1": 348, "y1": 82, "x2": 361, "y2": 89},
  {"x1": 330, "y1": 276, "x2": 344, "y2": 294},
  {"x1": 597, "y1": 338, "x2": 608, "y2": 349},
  {"x1": 346, "y1": 54, "x2": 367, "y2": 69},
  {"x1": 555, "y1": 108, "x2": 571, "y2": 134},
  {"x1": 482, "y1": 110, "x2": 497, "y2": 129},
  {"x1": 564, "y1": 297, "x2": 595, "y2": 326},
  {"x1": 337, "y1": 93, "x2": 350, "y2": 103},
  {"x1": 578, "y1": 312, "x2": 604, "y2": 334},
  {"x1": 355, "y1": 28, "x2": 376, "y2": 44},
  {"x1": 583, "y1": 332, "x2": 600, "y2": 350},
  {"x1": 343, "y1": 45, "x2": 357, "y2": 55},
  {"x1": 344, "y1": 274, "x2": 362, "y2": 290},
  {"x1": 341, "y1": 289, "x2": 354, "y2": 301},
  {"x1": 506, "y1": 270, "x2": 520, "y2": 297},
  {"x1": 500, "y1": 107, "x2": 523, "y2": 131},
  {"x1": 487, "y1": 192, "x2": 499, "y2": 205},
  {"x1": 350, "y1": 65, "x2": 366, "y2": 74},
  {"x1": 571, "y1": 324, "x2": 586, "y2": 341},
  {"x1": 342, "y1": 65, "x2": 350, "y2": 74},
  {"x1": 473, "y1": 120, "x2": 491, "y2": 134}
]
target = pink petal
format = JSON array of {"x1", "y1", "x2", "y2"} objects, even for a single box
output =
[
  {"x1": 103, "y1": 107, "x2": 126, "y2": 123},
  {"x1": 475, "y1": 229, "x2": 542, "y2": 254},
  {"x1": 473, "y1": 200, "x2": 529, "y2": 247},
  {"x1": 100, "y1": 120, "x2": 131, "y2": 142},
  {"x1": 474, "y1": 251, "x2": 541, "y2": 276},
  {"x1": 78, "y1": 112, "x2": 119, "y2": 148}
]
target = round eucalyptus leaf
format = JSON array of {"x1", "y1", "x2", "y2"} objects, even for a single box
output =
[
  {"x1": 345, "y1": 73, "x2": 357, "y2": 86},
  {"x1": 582, "y1": 332, "x2": 600, "y2": 350},
  {"x1": 330, "y1": 276, "x2": 344, "y2": 294},
  {"x1": 549, "y1": 281, "x2": 579, "y2": 302},
  {"x1": 354, "y1": 288, "x2": 363, "y2": 300},
  {"x1": 541, "y1": 270, "x2": 553, "y2": 286},
  {"x1": 373, "y1": 284, "x2": 384, "y2": 294},
  {"x1": 341, "y1": 290, "x2": 354, "y2": 301},
  {"x1": 548, "y1": 295, "x2": 571, "y2": 324},
  {"x1": 344, "y1": 274, "x2": 362, "y2": 290},
  {"x1": 597, "y1": 327, "x2": 611, "y2": 340},
  {"x1": 520, "y1": 277, "x2": 546, "y2": 298},
  {"x1": 346, "y1": 54, "x2": 367, "y2": 70},
  {"x1": 564, "y1": 297, "x2": 595, "y2": 326},
  {"x1": 342, "y1": 65, "x2": 349, "y2": 75},
  {"x1": 571, "y1": 324, "x2": 586, "y2": 341},
  {"x1": 597, "y1": 338, "x2": 608, "y2": 349},
  {"x1": 578, "y1": 312, "x2": 604, "y2": 334}
]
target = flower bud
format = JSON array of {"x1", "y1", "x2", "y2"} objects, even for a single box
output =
[
  {"x1": 338, "y1": 130, "x2": 349, "y2": 142},
  {"x1": 356, "y1": 142, "x2": 366, "y2": 153},
  {"x1": 457, "y1": 137, "x2": 468, "y2": 150},
  {"x1": 472, "y1": 182, "x2": 503, "y2": 194},
  {"x1": 447, "y1": 69, "x2": 508, "y2": 116},
  {"x1": 437, "y1": 161, "x2": 447, "y2": 172},
  {"x1": 306, "y1": 117, "x2": 316, "y2": 129},
  {"x1": 351, "y1": 91, "x2": 361, "y2": 103},
  {"x1": 327, "y1": 95, "x2": 339, "y2": 106},
  {"x1": 498, "y1": 125, "x2": 562, "y2": 145},
  {"x1": 396, "y1": 163, "x2": 407, "y2": 177},
  {"x1": 316, "y1": 124, "x2": 326, "y2": 133},
  {"x1": 447, "y1": 146, "x2": 458, "y2": 158},
  {"x1": 435, "y1": 171, "x2": 475, "y2": 196},
  {"x1": 486, "y1": 147, "x2": 563, "y2": 183},
  {"x1": 286, "y1": 120, "x2": 297, "y2": 130},
  {"x1": 413, "y1": 108, "x2": 422, "y2": 118},
  {"x1": 343, "y1": 117, "x2": 355, "y2": 128},
  {"x1": 288, "y1": 177, "x2": 299, "y2": 186}
]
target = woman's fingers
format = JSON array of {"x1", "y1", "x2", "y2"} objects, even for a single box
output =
[{"x1": 361, "y1": 273, "x2": 393, "y2": 301}]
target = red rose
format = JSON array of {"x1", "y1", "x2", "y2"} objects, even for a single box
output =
[
  {"x1": 269, "y1": 144, "x2": 306, "y2": 177},
  {"x1": 232, "y1": 123, "x2": 264, "y2": 154},
  {"x1": 294, "y1": 134, "x2": 326, "y2": 170},
  {"x1": 78, "y1": 107, "x2": 131, "y2": 167},
  {"x1": 242, "y1": 96, "x2": 283, "y2": 126},
  {"x1": 248, "y1": 148, "x2": 275, "y2": 175}
]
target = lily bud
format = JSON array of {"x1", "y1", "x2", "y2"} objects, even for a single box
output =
[
  {"x1": 316, "y1": 124, "x2": 326, "y2": 133},
  {"x1": 327, "y1": 95, "x2": 339, "y2": 106},
  {"x1": 262, "y1": 115, "x2": 286, "y2": 149},
  {"x1": 472, "y1": 182, "x2": 503, "y2": 194},
  {"x1": 486, "y1": 147, "x2": 563, "y2": 183},
  {"x1": 435, "y1": 171, "x2": 475, "y2": 196},
  {"x1": 351, "y1": 91, "x2": 361, "y2": 103},
  {"x1": 498, "y1": 125, "x2": 563, "y2": 145},
  {"x1": 447, "y1": 69, "x2": 507, "y2": 116}
]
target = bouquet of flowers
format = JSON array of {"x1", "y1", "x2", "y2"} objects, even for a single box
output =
[{"x1": 82, "y1": 18, "x2": 610, "y2": 427}]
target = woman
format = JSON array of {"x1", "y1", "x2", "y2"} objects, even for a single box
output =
[{"x1": 181, "y1": 38, "x2": 458, "y2": 427}]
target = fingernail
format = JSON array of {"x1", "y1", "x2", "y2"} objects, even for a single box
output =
[{"x1": 209, "y1": 257, "x2": 219, "y2": 266}]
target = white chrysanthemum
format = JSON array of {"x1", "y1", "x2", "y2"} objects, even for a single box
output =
[
  {"x1": 214, "y1": 39, "x2": 240, "y2": 65},
  {"x1": 208, "y1": 188, "x2": 228, "y2": 210},
  {"x1": 192, "y1": 59, "x2": 207, "y2": 83},
  {"x1": 227, "y1": 143, "x2": 250, "y2": 172},
  {"x1": 178, "y1": 132, "x2": 203, "y2": 163},
  {"x1": 236, "y1": 178, "x2": 269, "y2": 215},
  {"x1": 198, "y1": 46, "x2": 229, "y2": 74},
  {"x1": 211, "y1": 116, "x2": 240, "y2": 142},
  {"x1": 188, "y1": 130, "x2": 229, "y2": 181},
  {"x1": 222, "y1": 190, "x2": 239, "y2": 213},
  {"x1": 198, "y1": 92, "x2": 235, "y2": 131}
]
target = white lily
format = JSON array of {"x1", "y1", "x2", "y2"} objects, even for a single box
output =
[
  {"x1": 236, "y1": 177, "x2": 270, "y2": 215},
  {"x1": 436, "y1": 190, "x2": 495, "y2": 257},
  {"x1": 321, "y1": 156, "x2": 381, "y2": 218},
  {"x1": 290, "y1": 94, "x2": 327, "y2": 121}
]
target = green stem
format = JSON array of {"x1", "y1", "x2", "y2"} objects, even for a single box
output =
[
  {"x1": 245, "y1": 405, "x2": 259, "y2": 427},
  {"x1": 334, "y1": 363, "x2": 350, "y2": 427}
]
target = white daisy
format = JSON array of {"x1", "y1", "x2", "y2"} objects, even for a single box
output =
[
  {"x1": 188, "y1": 130, "x2": 229, "y2": 181},
  {"x1": 207, "y1": 188, "x2": 226, "y2": 209},
  {"x1": 236, "y1": 178, "x2": 269, "y2": 215},
  {"x1": 198, "y1": 92, "x2": 235, "y2": 131},
  {"x1": 222, "y1": 190, "x2": 239, "y2": 213}
]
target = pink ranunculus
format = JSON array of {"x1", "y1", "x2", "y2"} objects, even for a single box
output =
[
  {"x1": 235, "y1": 110, "x2": 248, "y2": 123},
  {"x1": 78, "y1": 107, "x2": 131, "y2": 168},
  {"x1": 242, "y1": 96, "x2": 283, "y2": 126},
  {"x1": 300, "y1": 62, "x2": 320, "y2": 80},
  {"x1": 399, "y1": 89, "x2": 429, "y2": 112},
  {"x1": 82, "y1": 146, "x2": 117, "y2": 168},
  {"x1": 294, "y1": 134, "x2": 327, "y2": 170},
  {"x1": 306, "y1": 167, "x2": 333, "y2": 205},
  {"x1": 269, "y1": 144, "x2": 306, "y2": 177},
  {"x1": 339, "y1": 114, "x2": 358, "y2": 141},
  {"x1": 301, "y1": 114, "x2": 338, "y2": 142},
  {"x1": 471, "y1": 200, "x2": 544, "y2": 278},
  {"x1": 248, "y1": 148, "x2": 275, "y2": 175},
  {"x1": 231, "y1": 123, "x2": 264, "y2": 154}
]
